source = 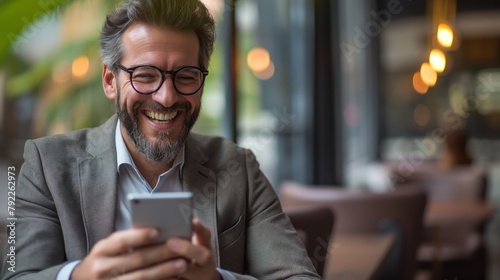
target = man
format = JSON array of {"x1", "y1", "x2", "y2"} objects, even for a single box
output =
[{"x1": 1, "y1": 0, "x2": 320, "y2": 279}]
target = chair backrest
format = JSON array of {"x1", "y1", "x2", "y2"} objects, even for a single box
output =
[
  {"x1": 280, "y1": 181, "x2": 427, "y2": 280},
  {"x1": 388, "y1": 162, "x2": 488, "y2": 201},
  {"x1": 284, "y1": 206, "x2": 334, "y2": 277}
]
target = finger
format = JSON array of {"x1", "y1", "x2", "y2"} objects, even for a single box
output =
[
  {"x1": 192, "y1": 219, "x2": 212, "y2": 249},
  {"x1": 117, "y1": 258, "x2": 188, "y2": 280},
  {"x1": 101, "y1": 242, "x2": 182, "y2": 275},
  {"x1": 167, "y1": 238, "x2": 213, "y2": 267},
  {"x1": 92, "y1": 228, "x2": 159, "y2": 256}
]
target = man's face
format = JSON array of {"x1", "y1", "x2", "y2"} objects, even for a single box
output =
[{"x1": 103, "y1": 23, "x2": 202, "y2": 164}]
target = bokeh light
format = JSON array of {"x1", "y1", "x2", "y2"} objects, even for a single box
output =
[
  {"x1": 429, "y1": 49, "x2": 446, "y2": 73},
  {"x1": 437, "y1": 23, "x2": 454, "y2": 48},
  {"x1": 247, "y1": 47, "x2": 271, "y2": 73},
  {"x1": 414, "y1": 104, "x2": 431, "y2": 127},
  {"x1": 412, "y1": 72, "x2": 428, "y2": 94},
  {"x1": 420, "y1": 62, "x2": 437, "y2": 87},
  {"x1": 72, "y1": 56, "x2": 89, "y2": 78},
  {"x1": 253, "y1": 61, "x2": 275, "y2": 80}
]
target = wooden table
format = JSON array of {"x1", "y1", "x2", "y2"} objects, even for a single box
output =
[{"x1": 324, "y1": 233, "x2": 395, "y2": 280}]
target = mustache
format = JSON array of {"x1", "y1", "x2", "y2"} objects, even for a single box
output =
[{"x1": 132, "y1": 101, "x2": 192, "y2": 114}]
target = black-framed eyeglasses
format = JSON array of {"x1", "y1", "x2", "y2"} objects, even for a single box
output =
[{"x1": 117, "y1": 64, "x2": 209, "y2": 95}]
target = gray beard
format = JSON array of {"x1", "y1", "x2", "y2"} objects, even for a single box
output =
[{"x1": 116, "y1": 89, "x2": 200, "y2": 164}]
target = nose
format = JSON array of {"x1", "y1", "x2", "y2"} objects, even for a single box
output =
[{"x1": 151, "y1": 76, "x2": 179, "y2": 107}]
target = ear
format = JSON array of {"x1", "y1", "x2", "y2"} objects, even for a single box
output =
[{"x1": 102, "y1": 64, "x2": 117, "y2": 100}]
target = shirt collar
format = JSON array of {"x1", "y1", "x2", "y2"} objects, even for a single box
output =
[{"x1": 114, "y1": 120, "x2": 185, "y2": 177}]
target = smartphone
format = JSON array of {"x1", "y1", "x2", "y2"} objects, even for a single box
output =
[{"x1": 127, "y1": 192, "x2": 193, "y2": 243}]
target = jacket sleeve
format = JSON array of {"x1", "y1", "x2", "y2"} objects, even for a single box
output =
[
  {"x1": 1, "y1": 140, "x2": 67, "y2": 280},
  {"x1": 234, "y1": 148, "x2": 321, "y2": 279}
]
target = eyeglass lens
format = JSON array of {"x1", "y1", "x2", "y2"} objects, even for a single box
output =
[{"x1": 131, "y1": 66, "x2": 204, "y2": 95}]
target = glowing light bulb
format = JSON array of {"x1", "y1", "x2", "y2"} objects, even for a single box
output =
[
  {"x1": 429, "y1": 49, "x2": 446, "y2": 73},
  {"x1": 420, "y1": 62, "x2": 437, "y2": 87},
  {"x1": 413, "y1": 72, "x2": 428, "y2": 94},
  {"x1": 437, "y1": 23, "x2": 454, "y2": 48}
]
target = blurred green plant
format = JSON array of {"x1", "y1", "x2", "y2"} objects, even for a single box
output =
[
  {"x1": 0, "y1": 0, "x2": 225, "y2": 137},
  {"x1": 0, "y1": 0, "x2": 121, "y2": 134},
  {"x1": 0, "y1": 0, "x2": 73, "y2": 64}
]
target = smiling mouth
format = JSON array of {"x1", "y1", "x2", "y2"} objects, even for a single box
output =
[{"x1": 144, "y1": 110, "x2": 179, "y2": 124}]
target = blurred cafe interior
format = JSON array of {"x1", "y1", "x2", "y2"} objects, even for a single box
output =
[{"x1": 1, "y1": 0, "x2": 500, "y2": 279}]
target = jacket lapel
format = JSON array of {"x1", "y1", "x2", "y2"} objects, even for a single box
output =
[
  {"x1": 78, "y1": 115, "x2": 118, "y2": 252},
  {"x1": 182, "y1": 135, "x2": 220, "y2": 265}
]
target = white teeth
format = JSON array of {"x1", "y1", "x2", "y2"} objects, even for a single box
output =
[{"x1": 145, "y1": 111, "x2": 178, "y2": 122}]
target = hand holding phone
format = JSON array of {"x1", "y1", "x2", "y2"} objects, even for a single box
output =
[{"x1": 128, "y1": 192, "x2": 193, "y2": 243}]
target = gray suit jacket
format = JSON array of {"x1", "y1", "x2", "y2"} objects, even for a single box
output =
[{"x1": 1, "y1": 116, "x2": 320, "y2": 280}]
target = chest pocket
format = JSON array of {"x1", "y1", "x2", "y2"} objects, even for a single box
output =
[{"x1": 218, "y1": 213, "x2": 245, "y2": 250}]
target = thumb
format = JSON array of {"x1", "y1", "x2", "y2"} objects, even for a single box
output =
[{"x1": 192, "y1": 218, "x2": 212, "y2": 249}]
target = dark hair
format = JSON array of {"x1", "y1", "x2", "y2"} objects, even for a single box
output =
[{"x1": 100, "y1": 0, "x2": 215, "y2": 71}]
